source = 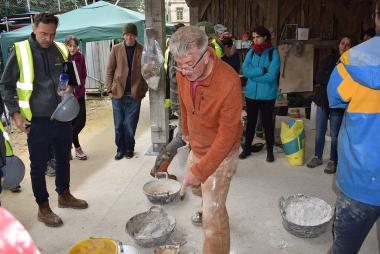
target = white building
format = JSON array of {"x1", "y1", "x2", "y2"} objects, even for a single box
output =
[{"x1": 165, "y1": 0, "x2": 189, "y2": 25}]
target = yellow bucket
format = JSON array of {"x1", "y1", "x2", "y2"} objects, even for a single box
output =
[{"x1": 68, "y1": 238, "x2": 119, "y2": 254}]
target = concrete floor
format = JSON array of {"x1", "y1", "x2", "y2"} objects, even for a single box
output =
[{"x1": 2, "y1": 98, "x2": 379, "y2": 254}]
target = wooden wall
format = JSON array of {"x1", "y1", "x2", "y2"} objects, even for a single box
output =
[
  {"x1": 191, "y1": 0, "x2": 375, "y2": 42},
  {"x1": 188, "y1": 0, "x2": 376, "y2": 82}
]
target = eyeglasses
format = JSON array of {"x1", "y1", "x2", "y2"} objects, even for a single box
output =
[{"x1": 174, "y1": 49, "x2": 207, "y2": 73}]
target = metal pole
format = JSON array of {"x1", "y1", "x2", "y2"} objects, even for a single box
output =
[
  {"x1": 5, "y1": 17, "x2": 9, "y2": 32},
  {"x1": 84, "y1": 0, "x2": 88, "y2": 5},
  {"x1": 57, "y1": 0, "x2": 61, "y2": 12},
  {"x1": 26, "y1": 0, "x2": 31, "y2": 12},
  {"x1": 115, "y1": 0, "x2": 120, "y2": 5}
]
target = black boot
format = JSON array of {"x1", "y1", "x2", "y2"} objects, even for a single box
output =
[
  {"x1": 239, "y1": 148, "x2": 251, "y2": 159},
  {"x1": 266, "y1": 150, "x2": 274, "y2": 162}
]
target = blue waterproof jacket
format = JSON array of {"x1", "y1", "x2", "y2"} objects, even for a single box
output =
[
  {"x1": 328, "y1": 34, "x2": 380, "y2": 206},
  {"x1": 242, "y1": 47, "x2": 280, "y2": 100}
]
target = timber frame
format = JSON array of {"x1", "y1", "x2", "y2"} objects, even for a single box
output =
[
  {"x1": 187, "y1": 0, "x2": 375, "y2": 46},
  {"x1": 186, "y1": 0, "x2": 376, "y2": 89}
]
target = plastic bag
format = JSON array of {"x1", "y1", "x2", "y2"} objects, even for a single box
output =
[
  {"x1": 141, "y1": 28, "x2": 164, "y2": 90},
  {"x1": 280, "y1": 119, "x2": 305, "y2": 166}
]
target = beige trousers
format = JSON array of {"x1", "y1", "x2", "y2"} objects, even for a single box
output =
[{"x1": 186, "y1": 149, "x2": 239, "y2": 254}]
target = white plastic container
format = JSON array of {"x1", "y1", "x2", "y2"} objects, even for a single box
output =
[
  {"x1": 297, "y1": 28, "x2": 309, "y2": 40},
  {"x1": 122, "y1": 245, "x2": 138, "y2": 254}
]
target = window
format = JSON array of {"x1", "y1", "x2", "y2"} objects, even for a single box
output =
[{"x1": 176, "y1": 7, "x2": 184, "y2": 21}]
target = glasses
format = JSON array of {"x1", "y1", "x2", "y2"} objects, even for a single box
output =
[{"x1": 174, "y1": 49, "x2": 207, "y2": 73}]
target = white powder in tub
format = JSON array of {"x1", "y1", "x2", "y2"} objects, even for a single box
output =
[{"x1": 285, "y1": 197, "x2": 333, "y2": 226}]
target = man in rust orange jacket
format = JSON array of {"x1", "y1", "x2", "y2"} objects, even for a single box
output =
[{"x1": 170, "y1": 26, "x2": 243, "y2": 254}]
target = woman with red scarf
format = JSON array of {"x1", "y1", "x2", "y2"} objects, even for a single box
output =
[
  {"x1": 65, "y1": 35, "x2": 88, "y2": 160},
  {"x1": 240, "y1": 26, "x2": 281, "y2": 162}
]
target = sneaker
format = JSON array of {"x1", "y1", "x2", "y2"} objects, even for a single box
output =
[
  {"x1": 306, "y1": 157, "x2": 323, "y2": 168},
  {"x1": 75, "y1": 147, "x2": 87, "y2": 160},
  {"x1": 324, "y1": 160, "x2": 337, "y2": 174},
  {"x1": 169, "y1": 113, "x2": 178, "y2": 120},
  {"x1": 45, "y1": 161, "x2": 56, "y2": 177},
  {"x1": 256, "y1": 132, "x2": 264, "y2": 138},
  {"x1": 239, "y1": 149, "x2": 251, "y2": 159},
  {"x1": 191, "y1": 211, "x2": 202, "y2": 226}
]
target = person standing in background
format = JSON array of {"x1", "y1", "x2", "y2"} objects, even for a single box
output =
[
  {"x1": 240, "y1": 25, "x2": 280, "y2": 162},
  {"x1": 221, "y1": 37, "x2": 240, "y2": 73},
  {"x1": 65, "y1": 35, "x2": 88, "y2": 160},
  {"x1": 106, "y1": 23, "x2": 148, "y2": 160},
  {"x1": 306, "y1": 35, "x2": 354, "y2": 174}
]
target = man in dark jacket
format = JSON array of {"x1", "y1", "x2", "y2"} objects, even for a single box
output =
[{"x1": 0, "y1": 13, "x2": 88, "y2": 227}]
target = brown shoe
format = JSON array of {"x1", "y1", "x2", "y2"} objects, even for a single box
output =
[
  {"x1": 58, "y1": 189, "x2": 88, "y2": 209},
  {"x1": 38, "y1": 202, "x2": 63, "y2": 227}
]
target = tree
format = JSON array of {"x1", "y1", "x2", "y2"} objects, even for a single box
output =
[{"x1": 113, "y1": 0, "x2": 144, "y2": 13}]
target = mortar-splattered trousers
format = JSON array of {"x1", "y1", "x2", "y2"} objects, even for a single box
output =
[
  {"x1": 330, "y1": 192, "x2": 380, "y2": 254},
  {"x1": 186, "y1": 149, "x2": 239, "y2": 254}
]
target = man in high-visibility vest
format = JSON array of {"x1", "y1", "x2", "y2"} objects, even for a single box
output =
[
  {"x1": 196, "y1": 21, "x2": 224, "y2": 59},
  {"x1": 0, "y1": 13, "x2": 88, "y2": 227}
]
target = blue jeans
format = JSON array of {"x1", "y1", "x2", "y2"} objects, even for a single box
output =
[
  {"x1": 112, "y1": 94, "x2": 141, "y2": 153},
  {"x1": 315, "y1": 107, "x2": 343, "y2": 161},
  {"x1": 331, "y1": 192, "x2": 380, "y2": 254},
  {"x1": 27, "y1": 117, "x2": 72, "y2": 204}
]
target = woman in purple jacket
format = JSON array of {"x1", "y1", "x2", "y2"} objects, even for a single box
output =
[{"x1": 65, "y1": 35, "x2": 87, "y2": 160}]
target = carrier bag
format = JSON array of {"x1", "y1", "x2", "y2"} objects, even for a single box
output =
[{"x1": 141, "y1": 28, "x2": 164, "y2": 91}]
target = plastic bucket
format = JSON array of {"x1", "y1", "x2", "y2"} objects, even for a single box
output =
[{"x1": 68, "y1": 238, "x2": 120, "y2": 254}]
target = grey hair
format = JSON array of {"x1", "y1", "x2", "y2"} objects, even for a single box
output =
[
  {"x1": 169, "y1": 26, "x2": 208, "y2": 58},
  {"x1": 65, "y1": 35, "x2": 79, "y2": 46}
]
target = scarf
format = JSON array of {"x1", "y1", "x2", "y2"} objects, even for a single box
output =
[{"x1": 252, "y1": 40, "x2": 272, "y2": 55}]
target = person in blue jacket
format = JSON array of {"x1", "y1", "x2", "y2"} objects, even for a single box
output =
[
  {"x1": 327, "y1": 3, "x2": 380, "y2": 253},
  {"x1": 240, "y1": 25, "x2": 280, "y2": 162}
]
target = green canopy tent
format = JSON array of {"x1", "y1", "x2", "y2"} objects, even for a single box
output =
[{"x1": 0, "y1": 1, "x2": 145, "y2": 62}]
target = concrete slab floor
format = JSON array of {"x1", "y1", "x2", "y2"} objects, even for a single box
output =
[{"x1": 1, "y1": 98, "x2": 379, "y2": 254}]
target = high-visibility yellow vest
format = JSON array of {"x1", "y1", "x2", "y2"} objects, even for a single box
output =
[
  {"x1": 211, "y1": 38, "x2": 224, "y2": 58},
  {"x1": 164, "y1": 48, "x2": 169, "y2": 72},
  {"x1": 0, "y1": 122, "x2": 13, "y2": 157},
  {"x1": 14, "y1": 40, "x2": 69, "y2": 121},
  {"x1": 164, "y1": 37, "x2": 170, "y2": 72}
]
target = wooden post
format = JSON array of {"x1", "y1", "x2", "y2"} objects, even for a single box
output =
[
  {"x1": 188, "y1": 0, "x2": 199, "y2": 25},
  {"x1": 190, "y1": 6, "x2": 199, "y2": 25},
  {"x1": 266, "y1": 0, "x2": 279, "y2": 45},
  {"x1": 144, "y1": 0, "x2": 169, "y2": 154}
]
